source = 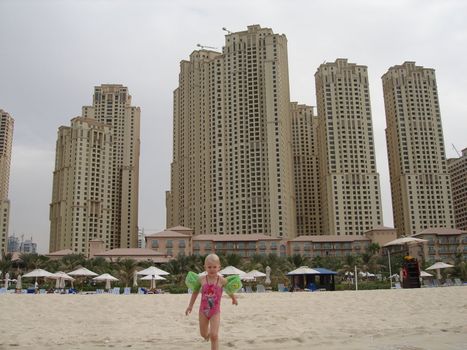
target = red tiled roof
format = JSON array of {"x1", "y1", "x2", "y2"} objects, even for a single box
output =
[
  {"x1": 46, "y1": 249, "x2": 75, "y2": 256},
  {"x1": 95, "y1": 248, "x2": 166, "y2": 256},
  {"x1": 145, "y1": 230, "x2": 191, "y2": 238},
  {"x1": 290, "y1": 235, "x2": 370, "y2": 242},
  {"x1": 413, "y1": 227, "x2": 467, "y2": 236},
  {"x1": 192, "y1": 234, "x2": 282, "y2": 242}
]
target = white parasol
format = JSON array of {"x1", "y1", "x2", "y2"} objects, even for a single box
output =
[
  {"x1": 136, "y1": 266, "x2": 169, "y2": 276},
  {"x1": 93, "y1": 273, "x2": 119, "y2": 290},
  {"x1": 426, "y1": 262, "x2": 454, "y2": 279},
  {"x1": 384, "y1": 237, "x2": 427, "y2": 247},
  {"x1": 67, "y1": 267, "x2": 98, "y2": 277},
  {"x1": 287, "y1": 266, "x2": 320, "y2": 275},
  {"x1": 140, "y1": 274, "x2": 166, "y2": 289},
  {"x1": 219, "y1": 266, "x2": 246, "y2": 276}
]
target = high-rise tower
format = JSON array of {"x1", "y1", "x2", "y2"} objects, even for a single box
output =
[
  {"x1": 382, "y1": 62, "x2": 454, "y2": 236},
  {"x1": 315, "y1": 59, "x2": 383, "y2": 235},
  {"x1": 0, "y1": 109, "x2": 14, "y2": 254},
  {"x1": 448, "y1": 148, "x2": 467, "y2": 231},
  {"x1": 291, "y1": 103, "x2": 321, "y2": 236},
  {"x1": 50, "y1": 85, "x2": 140, "y2": 254},
  {"x1": 167, "y1": 25, "x2": 296, "y2": 238}
]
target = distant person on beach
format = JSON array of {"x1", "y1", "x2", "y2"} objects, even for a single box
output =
[{"x1": 185, "y1": 254, "x2": 241, "y2": 350}]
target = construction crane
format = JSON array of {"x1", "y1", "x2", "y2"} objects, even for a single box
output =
[
  {"x1": 452, "y1": 144, "x2": 461, "y2": 157},
  {"x1": 222, "y1": 27, "x2": 232, "y2": 34},
  {"x1": 196, "y1": 43, "x2": 218, "y2": 50}
]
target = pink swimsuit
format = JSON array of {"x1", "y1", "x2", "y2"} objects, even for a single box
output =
[{"x1": 200, "y1": 276, "x2": 223, "y2": 319}]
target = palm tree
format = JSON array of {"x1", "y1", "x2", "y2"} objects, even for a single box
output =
[
  {"x1": 114, "y1": 259, "x2": 138, "y2": 287},
  {"x1": 287, "y1": 254, "x2": 310, "y2": 268},
  {"x1": 59, "y1": 254, "x2": 86, "y2": 272},
  {"x1": 0, "y1": 252, "x2": 13, "y2": 276}
]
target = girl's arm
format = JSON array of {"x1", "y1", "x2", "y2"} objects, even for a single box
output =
[{"x1": 185, "y1": 291, "x2": 199, "y2": 315}]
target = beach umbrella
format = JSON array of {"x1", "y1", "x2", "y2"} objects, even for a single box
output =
[
  {"x1": 287, "y1": 266, "x2": 320, "y2": 275},
  {"x1": 136, "y1": 266, "x2": 169, "y2": 276},
  {"x1": 23, "y1": 269, "x2": 55, "y2": 278},
  {"x1": 141, "y1": 274, "x2": 166, "y2": 289},
  {"x1": 420, "y1": 271, "x2": 433, "y2": 278},
  {"x1": 16, "y1": 275, "x2": 22, "y2": 290},
  {"x1": 383, "y1": 237, "x2": 427, "y2": 247},
  {"x1": 265, "y1": 266, "x2": 271, "y2": 285},
  {"x1": 133, "y1": 272, "x2": 138, "y2": 287},
  {"x1": 52, "y1": 271, "x2": 74, "y2": 289},
  {"x1": 93, "y1": 273, "x2": 119, "y2": 290},
  {"x1": 426, "y1": 262, "x2": 454, "y2": 279},
  {"x1": 219, "y1": 266, "x2": 246, "y2": 276},
  {"x1": 242, "y1": 270, "x2": 266, "y2": 281},
  {"x1": 67, "y1": 267, "x2": 98, "y2": 277},
  {"x1": 4, "y1": 272, "x2": 9, "y2": 289}
]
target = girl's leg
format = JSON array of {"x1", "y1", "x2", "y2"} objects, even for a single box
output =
[
  {"x1": 208, "y1": 313, "x2": 221, "y2": 350},
  {"x1": 199, "y1": 313, "x2": 210, "y2": 341}
]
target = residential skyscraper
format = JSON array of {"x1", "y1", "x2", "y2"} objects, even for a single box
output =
[
  {"x1": 291, "y1": 103, "x2": 321, "y2": 236},
  {"x1": 315, "y1": 59, "x2": 383, "y2": 235},
  {"x1": 50, "y1": 85, "x2": 140, "y2": 254},
  {"x1": 448, "y1": 148, "x2": 467, "y2": 231},
  {"x1": 0, "y1": 109, "x2": 14, "y2": 254},
  {"x1": 167, "y1": 25, "x2": 296, "y2": 238},
  {"x1": 382, "y1": 62, "x2": 454, "y2": 236}
]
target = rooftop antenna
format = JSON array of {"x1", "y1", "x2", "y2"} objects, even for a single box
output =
[
  {"x1": 222, "y1": 27, "x2": 232, "y2": 34},
  {"x1": 196, "y1": 43, "x2": 218, "y2": 50},
  {"x1": 452, "y1": 144, "x2": 461, "y2": 157}
]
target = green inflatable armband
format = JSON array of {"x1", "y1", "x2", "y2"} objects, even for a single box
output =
[
  {"x1": 185, "y1": 271, "x2": 201, "y2": 292},
  {"x1": 224, "y1": 275, "x2": 242, "y2": 295}
]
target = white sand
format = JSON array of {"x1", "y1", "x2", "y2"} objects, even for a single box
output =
[{"x1": 1, "y1": 287, "x2": 466, "y2": 349}]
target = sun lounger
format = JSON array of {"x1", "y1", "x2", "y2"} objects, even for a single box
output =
[
  {"x1": 443, "y1": 279, "x2": 454, "y2": 287},
  {"x1": 454, "y1": 278, "x2": 463, "y2": 286},
  {"x1": 0, "y1": 288, "x2": 6, "y2": 295},
  {"x1": 245, "y1": 286, "x2": 253, "y2": 293},
  {"x1": 277, "y1": 283, "x2": 285, "y2": 292},
  {"x1": 112, "y1": 287, "x2": 121, "y2": 295},
  {"x1": 123, "y1": 287, "x2": 131, "y2": 295},
  {"x1": 422, "y1": 279, "x2": 434, "y2": 288},
  {"x1": 432, "y1": 279, "x2": 441, "y2": 287}
]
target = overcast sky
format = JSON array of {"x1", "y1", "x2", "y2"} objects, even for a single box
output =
[{"x1": 1, "y1": 0, "x2": 466, "y2": 253}]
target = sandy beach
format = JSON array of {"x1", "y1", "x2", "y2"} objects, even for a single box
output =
[{"x1": 1, "y1": 287, "x2": 466, "y2": 350}]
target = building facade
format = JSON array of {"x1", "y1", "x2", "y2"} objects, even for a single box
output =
[
  {"x1": 0, "y1": 109, "x2": 14, "y2": 254},
  {"x1": 412, "y1": 228, "x2": 467, "y2": 263},
  {"x1": 448, "y1": 148, "x2": 467, "y2": 231},
  {"x1": 50, "y1": 117, "x2": 113, "y2": 255},
  {"x1": 382, "y1": 62, "x2": 454, "y2": 236},
  {"x1": 167, "y1": 25, "x2": 296, "y2": 238},
  {"x1": 291, "y1": 103, "x2": 321, "y2": 236},
  {"x1": 50, "y1": 85, "x2": 140, "y2": 255},
  {"x1": 315, "y1": 59, "x2": 383, "y2": 236}
]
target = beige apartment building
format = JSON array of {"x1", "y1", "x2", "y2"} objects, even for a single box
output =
[
  {"x1": 315, "y1": 59, "x2": 383, "y2": 236},
  {"x1": 412, "y1": 228, "x2": 467, "y2": 263},
  {"x1": 167, "y1": 25, "x2": 296, "y2": 239},
  {"x1": 291, "y1": 103, "x2": 321, "y2": 236},
  {"x1": 289, "y1": 235, "x2": 371, "y2": 258},
  {"x1": 448, "y1": 148, "x2": 467, "y2": 231},
  {"x1": 50, "y1": 85, "x2": 140, "y2": 255},
  {"x1": 382, "y1": 62, "x2": 454, "y2": 237},
  {"x1": 145, "y1": 226, "x2": 286, "y2": 258},
  {"x1": 0, "y1": 110, "x2": 14, "y2": 254}
]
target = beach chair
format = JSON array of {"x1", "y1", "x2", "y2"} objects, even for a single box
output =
[
  {"x1": 0, "y1": 288, "x2": 6, "y2": 295},
  {"x1": 432, "y1": 279, "x2": 441, "y2": 287},
  {"x1": 393, "y1": 282, "x2": 401, "y2": 289},
  {"x1": 256, "y1": 284, "x2": 266, "y2": 293},
  {"x1": 245, "y1": 286, "x2": 253, "y2": 293},
  {"x1": 422, "y1": 279, "x2": 434, "y2": 288},
  {"x1": 454, "y1": 278, "x2": 463, "y2": 286},
  {"x1": 123, "y1": 287, "x2": 131, "y2": 295},
  {"x1": 39, "y1": 289, "x2": 46, "y2": 294},
  {"x1": 112, "y1": 287, "x2": 121, "y2": 295},
  {"x1": 277, "y1": 283, "x2": 285, "y2": 292},
  {"x1": 443, "y1": 279, "x2": 454, "y2": 287}
]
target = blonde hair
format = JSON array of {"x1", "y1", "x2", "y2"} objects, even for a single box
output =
[{"x1": 204, "y1": 253, "x2": 220, "y2": 265}]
